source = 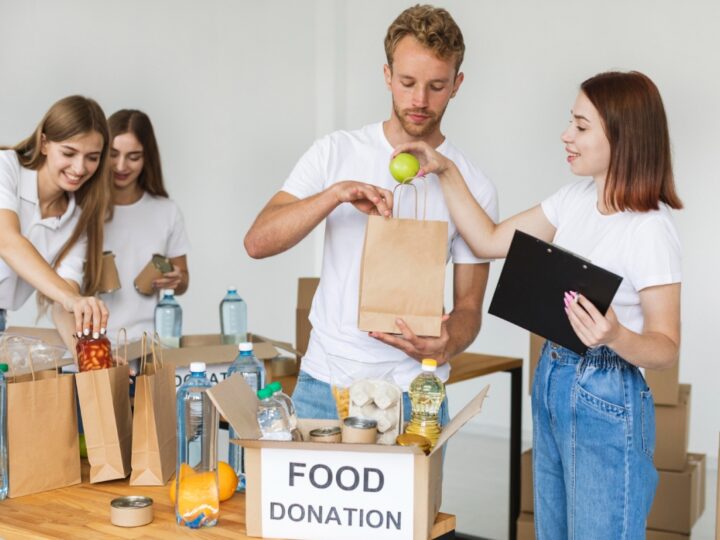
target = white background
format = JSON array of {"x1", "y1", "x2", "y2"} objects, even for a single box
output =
[{"x1": 1, "y1": 1, "x2": 719, "y2": 463}]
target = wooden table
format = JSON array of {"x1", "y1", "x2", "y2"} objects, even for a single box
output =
[{"x1": 0, "y1": 464, "x2": 457, "y2": 539}]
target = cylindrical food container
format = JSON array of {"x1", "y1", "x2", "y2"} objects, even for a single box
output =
[
  {"x1": 110, "y1": 496, "x2": 154, "y2": 527},
  {"x1": 396, "y1": 433, "x2": 431, "y2": 455},
  {"x1": 309, "y1": 426, "x2": 342, "y2": 443},
  {"x1": 341, "y1": 416, "x2": 378, "y2": 444}
]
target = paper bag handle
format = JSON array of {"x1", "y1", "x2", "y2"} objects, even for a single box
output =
[
  {"x1": 392, "y1": 176, "x2": 428, "y2": 220},
  {"x1": 114, "y1": 328, "x2": 128, "y2": 367},
  {"x1": 150, "y1": 331, "x2": 165, "y2": 372}
]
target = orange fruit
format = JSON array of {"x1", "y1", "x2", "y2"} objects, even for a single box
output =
[
  {"x1": 217, "y1": 461, "x2": 239, "y2": 501},
  {"x1": 169, "y1": 463, "x2": 195, "y2": 505},
  {"x1": 177, "y1": 471, "x2": 219, "y2": 525}
]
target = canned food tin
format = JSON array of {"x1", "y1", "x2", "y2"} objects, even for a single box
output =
[
  {"x1": 341, "y1": 416, "x2": 378, "y2": 444},
  {"x1": 110, "y1": 496, "x2": 154, "y2": 527},
  {"x1": 309, "y1": 426, "x2": 342, "y2": 443}
]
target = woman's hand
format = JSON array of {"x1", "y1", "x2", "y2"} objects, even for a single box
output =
[
  {"x1": 564, "y1": 291, "x2": 621, "y2": 348},
  {"x1": 392, "y1": 141, "x2": 453, "y2": 177},
  {"x1": 62, "y1": 294, "x2": 109, "y2": 336},
  {"x1": 153, "y1": 265, "x2": 184, "y2": 291}
]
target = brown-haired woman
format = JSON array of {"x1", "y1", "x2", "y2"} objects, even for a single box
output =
[
  {"x1": 394, "y1": 71, "x2": 681, "y2": 538},
  {"x1": 102, "y1": 109, "x2": 189, "y2": 342},
  {"x1": 0, "y1": 95, "x2": 111, "y2": 340}
]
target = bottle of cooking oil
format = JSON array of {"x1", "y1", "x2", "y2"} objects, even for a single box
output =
[{"x1": 406, "y1": 358, "x2": 445, "y2": 449}]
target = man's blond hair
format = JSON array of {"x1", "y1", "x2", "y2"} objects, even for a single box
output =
[{"x1": 384, "y1": 4, "x2": 465, "y2": 73}]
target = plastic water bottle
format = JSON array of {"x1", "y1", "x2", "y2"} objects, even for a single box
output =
[
  {"x1": 256, "y1": 387, "x2": 292, "y2": 441},
  {"x1": 226, "y1": 342, "x2": 266, "y2": 492},
  {"x1": 267, "y1": 381, "x2": 301, "y2": 441},
  {"x1": 0, "y1": 363, "x2": 8, "y2": 500},
  {"x1": 406, "y1": 358, "x2": 445, "y2": 449},
  {"x1": 175, "y1": 362, "x2": 219, "y2": 528},
  {"x1": 220, "y1": 288, "x2": 247, "y2": 345},
  {"x1": 155, "y1": 289, "x2": 182, "y2": 348}
]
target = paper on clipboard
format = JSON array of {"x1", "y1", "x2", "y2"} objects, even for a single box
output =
[{"x1": 488, "y1": 230, "x2": 622, "y2": 354}]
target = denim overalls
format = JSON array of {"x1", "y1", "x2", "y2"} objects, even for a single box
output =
[{"x1": 532, "y1": 341, "x2": 658, "y2": 539}]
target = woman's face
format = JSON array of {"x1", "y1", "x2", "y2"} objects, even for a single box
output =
[
  {"x1": 110, "y1": 132, "x2": 144, "y2": 190},
  {"x1": 41, "y1": 131, "x2": 103, "y2": 192},
  {"x1": 561, "y1": 91, "x2": 611, "y2": 181}
]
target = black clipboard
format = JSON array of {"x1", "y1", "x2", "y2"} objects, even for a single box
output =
[{"x1": 488, "y1": 230, "x2": 623, "y2": 355}]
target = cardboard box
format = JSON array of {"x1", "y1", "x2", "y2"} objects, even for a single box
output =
[
  {"x1": 296, "y1": 277, "x2": 319, "y2": 358},
  {"x1": 528, "y1": 333, "x2": 544, "y2": 395},
  {"x1": 517, "y1": 511, "x2": 535, "y2": 540},
  {"x1": 164, "y1": 333, "x2": 299, "y2": 388},
  {"x1": 646, "y1": 530, "x2": 689, "y2": 540},
  {"x1": 208, "y1": 374, "x2": 490, "y2": 540},
  {"x1": 521, "y1": 448, "x2": 534, "y2": 513},
  {"x1": 646, "y1": 361, "x2": 680, "y2": 405},
  {"x1": 648, "y1": 453, "x2": 706, "y2": 534},
  {"x1": 655, "y1": 384, "x2": 691, "y2": 471}
]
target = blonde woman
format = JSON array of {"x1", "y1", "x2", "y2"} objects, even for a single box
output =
[{"x1": 0, "y1": 95, "x2": 112, "y2": 343}]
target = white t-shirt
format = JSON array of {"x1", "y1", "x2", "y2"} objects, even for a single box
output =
[
  {"x1": 541, "y1": 179, "x2": 682, "y2": 334},
  {"x1": 0, "y1": 150, "x2": 86, "y2": 311},
  {"x1": 100, "y1": 192, "x2": 190, "y2": 342},
  {"x1": 282, "y1": 123, "x2": 499, "y2": 390}
]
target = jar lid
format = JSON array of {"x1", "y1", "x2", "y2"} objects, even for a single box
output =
[{"x1": 343, "y1": 416, "x2": 377, "y2": 429}]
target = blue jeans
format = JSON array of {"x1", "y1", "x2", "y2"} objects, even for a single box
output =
[
  {"x1": 532, "y1": 341, "x2": 658, "y2": 540},
  {"x1": 0, "y1": 308, "x2": 6, "y2": 332},
  {"x1": 292, "y1": 370, "x2": 450, "y2": 427}
]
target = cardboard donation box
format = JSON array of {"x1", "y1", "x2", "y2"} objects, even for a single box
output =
[
  {"x1": 516, "y1": 512, "x2": 535, "y2": 540},
  {"x1": 646, "y1": 362, "x2": 680, "y2": 406},
  {"x1": 655, "y1": 384, "x2": 691, "y2": 471},
  {"x1": 648, "y1": 453, "x2": 706, "y2": 534},
  {"x1": 208, "y1": 374, "x2": 490, "y2": 540},
  {"x1": 160, "y1": 333, "x2": 300, "y2": 388}
]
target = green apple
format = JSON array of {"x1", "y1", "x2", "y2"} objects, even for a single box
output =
[{"x1": 389, "y1": 152, "x2": 420, "y2": 183}]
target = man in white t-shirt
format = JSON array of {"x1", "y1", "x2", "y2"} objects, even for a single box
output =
[{"x1": 244, "y1": 5, "x2": 498, "y2": 421}]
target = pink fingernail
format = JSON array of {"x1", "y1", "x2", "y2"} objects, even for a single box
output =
[{"x1": 564, "y1": 297, "x2": 570, "y2": 308}]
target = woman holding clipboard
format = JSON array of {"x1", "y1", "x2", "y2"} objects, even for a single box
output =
[{"x1": 394, "y1": 71, "x2": 682, "y2": 539}]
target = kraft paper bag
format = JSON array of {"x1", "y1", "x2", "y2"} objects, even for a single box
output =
[
  {"x1": 75, "y1": 332, "x2": 132, "y2": 483},
  {"x1": 130, "y1": 333, "x2": 177, "y2": 485},
  {"x1": 358, "y1": 184, "x2": 448, "y2": 337},
  {"x1": 6, "y1": 364, "x2": 81, "y2": 497}
]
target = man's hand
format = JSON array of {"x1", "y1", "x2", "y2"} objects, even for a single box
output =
[
  {"x1": 333, "y1": 181, "x2": 394, "y2": 217},
  {"x1": 369, "y1": 315, "x2": 451, "y2": 365}
]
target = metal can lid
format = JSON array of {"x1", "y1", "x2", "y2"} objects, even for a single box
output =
[
  {"x1": 309, "y1": 426, "x2": 342, "y2": 437},
  {"x1": 396, "y1": 433, "x2": 431, "y2": 452},
  {"x1": 110, "y1": 496, "x2": 154, "y2": 509},
  {"x1": 343, "y1": 416, "x2": 378, "y2": 429}
]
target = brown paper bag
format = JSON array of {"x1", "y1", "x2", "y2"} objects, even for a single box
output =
[
  {"x1": 358, "y1": 183, "x2": 448, "y2": 337},
  {"x1": 75, "y1": 331, "x2": 132, "y2": 483},
  {"x1": 130, "y1": 333, "x2": 177, "y2": 485},
  {"x1": 3, "y1": 346, "x2": 81, "y2": 497}
]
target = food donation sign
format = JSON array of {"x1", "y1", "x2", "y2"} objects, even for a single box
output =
[{"x1": 260, "y1": 448, "x2": 415, "y2": 539}]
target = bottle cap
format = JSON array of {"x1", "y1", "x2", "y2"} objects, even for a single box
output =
[
  {"x1": 268, "y1": 381, "x2": 282, "y2": 393},
  {"x1": 257, "y1": 386, "x2": 273, "y2": 400},
  {"x1": 189, "y1": 362, "x2": 206, "y2": 373},
  {"x1": 421, "y1": 358, "x2": 438, "y2": 371},
  {"x1": 0, "y1": 363, "x2": 8, "y2": 373},
  {"x1": 396, "y1": 433, "x2": 431, "y2": 454},
  {"x1": 161, "y1": 288, "x2": 174, "y2": 297},
  {"x1": 227, "y1": 286, "x2": 237, "y2": 293},
  {"x1": 238, "y1": 342, "x2": 253, "y2": 352}
]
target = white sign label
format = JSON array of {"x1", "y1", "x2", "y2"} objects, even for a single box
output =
[{"x1": 260, "y1": 448, "x2": 415, "y2": 540}]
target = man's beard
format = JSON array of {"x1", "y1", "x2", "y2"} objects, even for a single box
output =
[{"x1": 393, "y1": 99, "x2": 447, "y2": 138}]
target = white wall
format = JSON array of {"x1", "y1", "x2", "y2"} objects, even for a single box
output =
[{"x1": 2, "y1": 1, "x2": 719, "y2": 461}]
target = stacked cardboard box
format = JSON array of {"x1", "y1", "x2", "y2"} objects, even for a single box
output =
[{"x1": 522, "y1": 335, "x2": 704, "y2": 539}]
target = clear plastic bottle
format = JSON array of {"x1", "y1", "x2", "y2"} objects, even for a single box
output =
[
  {"x1": 155, "y1": 289, "x2": 182, "y2": 348},
  {"x1": 267, "y1": 381, "x2": 301, "y2": 441},
  {"x1": 175, "y1": 362, "x2": 219, "y2": 528},
  {"x1": 219, "y1": 288, "x2": 247, "y2": 345},
  {"x1": 256, "y1": 387, "x2": 292, "y2": 441},
  {"x1": 405, "y1": 358, "x2": 445, "y2": 449},
  {"x1": 226, "y1": 342, "x2": 266, "y2": 492},
  {"x1": 0, "y1": 363, "x2": 8, "y2": 500}
]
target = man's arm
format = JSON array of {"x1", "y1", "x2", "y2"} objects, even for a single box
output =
[
  {"x1": 244, "y1": 183, "x2": 394, "y2": 259},
  {"x1": 370, "y1": 263, "x2": 489, "y2": 365}
]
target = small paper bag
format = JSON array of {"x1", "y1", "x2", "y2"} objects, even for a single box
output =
[
  {"x1": 130, "y1": 332, "x2": 177, "y2": 485},
  {"x1": 358, "y1": 182, "x2": 448, "y2": 337}
]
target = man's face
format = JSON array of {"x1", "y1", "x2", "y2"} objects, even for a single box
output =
[{"x1": 384, "y1": 36, "x2": 464, "y2": 138}]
